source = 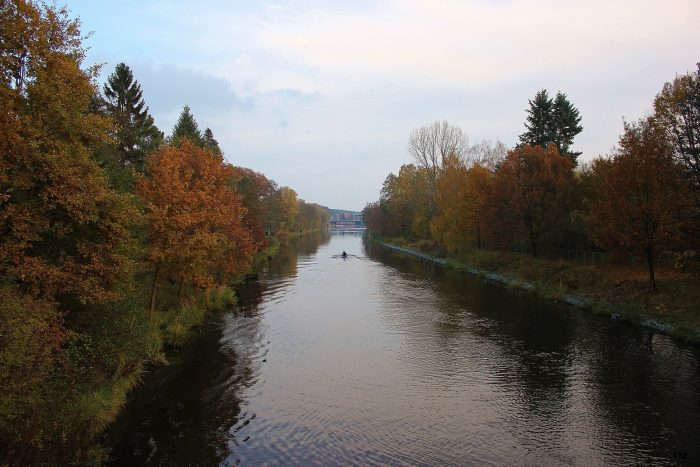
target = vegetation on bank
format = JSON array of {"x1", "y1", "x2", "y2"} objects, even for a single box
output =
[
  {"x1": 372, "y1": 234, "x2": 700, "y2": 345},
  {"x1": 364, "y1": 66, "x2": 700, "y2": 341},
  {"x1": 0, "y1": 2, "x2": 329, "y2": 464}
]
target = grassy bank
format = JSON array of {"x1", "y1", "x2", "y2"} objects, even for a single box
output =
[
  {"x1": 371, "y1": 234, "x2": 700, "y2": 346},
  {"x1": 0, "y1": 234, "x2": 294, "y2": 464},
  {"x1": 285, "y1": 226, "x2": 328, "y2": 239}
]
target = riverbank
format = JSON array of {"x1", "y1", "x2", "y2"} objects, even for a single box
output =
[
  {"x1": 374, "y1": 236, "x2": 700, "y2": 345},
  {"x1": 78, "y1": 236, "x2": 289, "y2": 461}
]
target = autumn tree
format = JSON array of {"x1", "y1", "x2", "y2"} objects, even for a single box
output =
[
  {"x1": 231, "y1": 167, "x2": 277, "y2": 248},
  {"x1": 137, "y1": 141, "x2": 253, "y2": 315},
  {"x1": 380, "y1": 164, "x2": 432, "y2": 239},
  {"x1": 362, "y1": 201, "x2": 388, "y2": 235},
  {"x1": 295, "y1": 200, "x2": 330, "y2": 231},
  {"x1": 463, "y1": 165, "x2": 494, "y2": 250},
  {"x1": 589, "y1": 118, "x2": 691, "y2": 292},
  {"x1": 654, "y1": 63, "x2": 700, "y2": 189},
  {"x1": 0, "y1": 0, "x2": 137, "y2": 303},
  {"x1": 487, "y1": 145, "x2": 574, "y2": 257},
  {"x1": 0, "y1": 2, "x2": 139, "y2": 461},
  {"x1": 408, "y1": 120, "x2": 468, "y2": 211},
  {"x1": 268, "y1": 186, "x2": 299, "y2": 238},
  {"x1": 102, "y1": 62, "x2": 163, "y2": 171},
  {"x1": 430, "y1": 153, "x2": 471, "y2": 253}
]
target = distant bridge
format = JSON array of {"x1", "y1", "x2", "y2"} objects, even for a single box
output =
[{"x1": 329, "y1": 220, "x2": 366, "y2": 230}]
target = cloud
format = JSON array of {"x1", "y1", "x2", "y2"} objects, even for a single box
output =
[
  {"x1": 127, "y1": 63, "x2": 251, "y2": 114},
  {"x1": 70, "y1": 0, "x2": 700, "y2": 209},
  {"x1": 260, "y1": 0, "x2": 699, "y2": 90}
]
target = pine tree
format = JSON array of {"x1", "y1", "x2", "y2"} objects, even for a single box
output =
[
  {"x1": 203, "y1": 127, "x2": 222, "y2": 154},
  {"x1": 519, "y1": 89, "x2": 553, "y2": 148},
  {"x1": 172, "y1": 105, "x2": 202, "y2": 144},
  {"x1": 103, "y1": 63, "x2": 163, "y2": 171},
  {"x1": 519, "y1": 89, "x2": 583, "y2": 165},
  {"x1": 552, "y1": 92, "x2": 583, "y2": 164}
]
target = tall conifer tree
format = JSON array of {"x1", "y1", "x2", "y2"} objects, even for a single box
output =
[
  {"x1": 103, "y1": 63, "x2": 163, "y2": 171},
  {"x1": 519, "y1": 89, "x2": 583, "y2": 165},
  {"x1": 552, "y1": 92, "x2": 583, "y2": 163},
  {"x1": 172, "y1": 105, "x2": 202, "y2": 144},
  {"x1": 203, "y1": 127, "x2": 222, "y2": 154},
  {"x1": 519, "y1": 89, "x2": 554, "y2": 148}
]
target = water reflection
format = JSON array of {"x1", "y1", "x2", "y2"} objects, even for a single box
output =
[
  {"x1": 106, "y1": 320, "x2": 251, "y2": 465},
  {"x1": 366, "y1": 242, "x2": 700, "y2": 465},
  {"x1": 106, "y1": 232, "x2": 329, "y2": 465},
  {"x1": 109, "y1": 232, "x2": 700, "y2": 466}
]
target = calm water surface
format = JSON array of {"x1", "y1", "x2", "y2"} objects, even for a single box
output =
[{"x1": 108, "y1": 231, "x2": 700, "y2": 466}]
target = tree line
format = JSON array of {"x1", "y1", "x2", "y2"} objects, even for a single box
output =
[
  {"x1": 364, "y1": 69, "x2": 700, "y2": 293},
  {"x1": 0, "y1": 1, "x2": 328, "y2": 463}
]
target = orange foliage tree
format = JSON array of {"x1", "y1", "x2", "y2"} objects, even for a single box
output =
[
  {"x1": 295, "y1": 200, "x2": 331, "y2": 231},
  {"x1": 380, "y1": 164, "x2": 432, "y2": 240},
  {"x1": 137, "y1": 141, "x2": 254, "y2": 315},
  {"x1": 268, "y1": 186, "x2": 299, "y2": 237},
  {"x1": 589, "y1": 118, "x2": 691, "y2": 291},
  {"x1": 487, "y1": 144, "x2": 574, "y2": 256},
  {"x1": 0, "y1": 0, "x2": 137, "y2": 303},
  {"x1": 432, "y1": 155, "x2": 496, "y2": 253},
  {"x1": 431, "y1": 153, "x2": 471, "y2": 253},
  {"x1": 231, "y1": 167, "x2": 278, "y2": 249},
  {"x1": 463, "y1": 164, "x2": 494, "y2": 250}
]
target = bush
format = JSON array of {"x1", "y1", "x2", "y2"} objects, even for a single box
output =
[{"x1": 0, "y1": 287, "x2": 65, "y2": 462}]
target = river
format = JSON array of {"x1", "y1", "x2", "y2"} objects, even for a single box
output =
[{"x1": 107, "y1": 231, "x2": 700, "y2": 466}]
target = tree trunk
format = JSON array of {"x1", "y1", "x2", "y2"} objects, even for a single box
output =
[
  {"x1": 149, "y1": 264, "x2": 161, "y2": 319},
  {"x1": 646, "y1": 247, "x2": 657, "y2": 292},
  {"x1": 528, "y1": 225, "x2": 538, "y2": 258},
  {"x1": 476, "y1": 219, "x2": 481, "y2": 251},
  {"x1": 530, "y1": 232, "x2": 538, "y2": 258},
  {"x1": 177, "y1": 276, "x2": 185, "y2": 301}
]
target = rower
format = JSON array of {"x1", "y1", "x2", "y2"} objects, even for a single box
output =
[{"x1": 342, "y1": 251, "x2": 347, "y2": 258}]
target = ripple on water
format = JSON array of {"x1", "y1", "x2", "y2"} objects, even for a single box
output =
[{"x1": 110, "y1": 233, "x2": 700, "y2": 467}]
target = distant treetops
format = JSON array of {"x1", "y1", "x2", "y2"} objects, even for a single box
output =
[{"x1": 365, "y1": 64, "x2": 700, "y2": 293}]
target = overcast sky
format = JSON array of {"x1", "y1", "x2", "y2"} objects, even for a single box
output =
[{"x1": 67, "y1": 0, "x2": 699, "y2": 211}]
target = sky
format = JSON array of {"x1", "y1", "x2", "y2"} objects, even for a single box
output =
[{"x1": 66, "y1": 0, "x2": 699, "y2": 211}]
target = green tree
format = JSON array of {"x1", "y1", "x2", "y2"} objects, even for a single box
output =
[
  {"x1": 103, "y1": 63, "x2": 163, "y2": 171},
  {"x1": 202, "y1": 127, "x2": 222, "y2": 154},
  {"x1": 520, "y1": 89, "x2": 583, "y2": 164},
  {"x1": 519, "y1": 89, "x2": 554, "y2": 148},
  {"x1": 552, "y1": 91, "x2": 583, "y2": 163},
  {"x1": 171, "y1": 105, "x2": 202, "y2": 144}
]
